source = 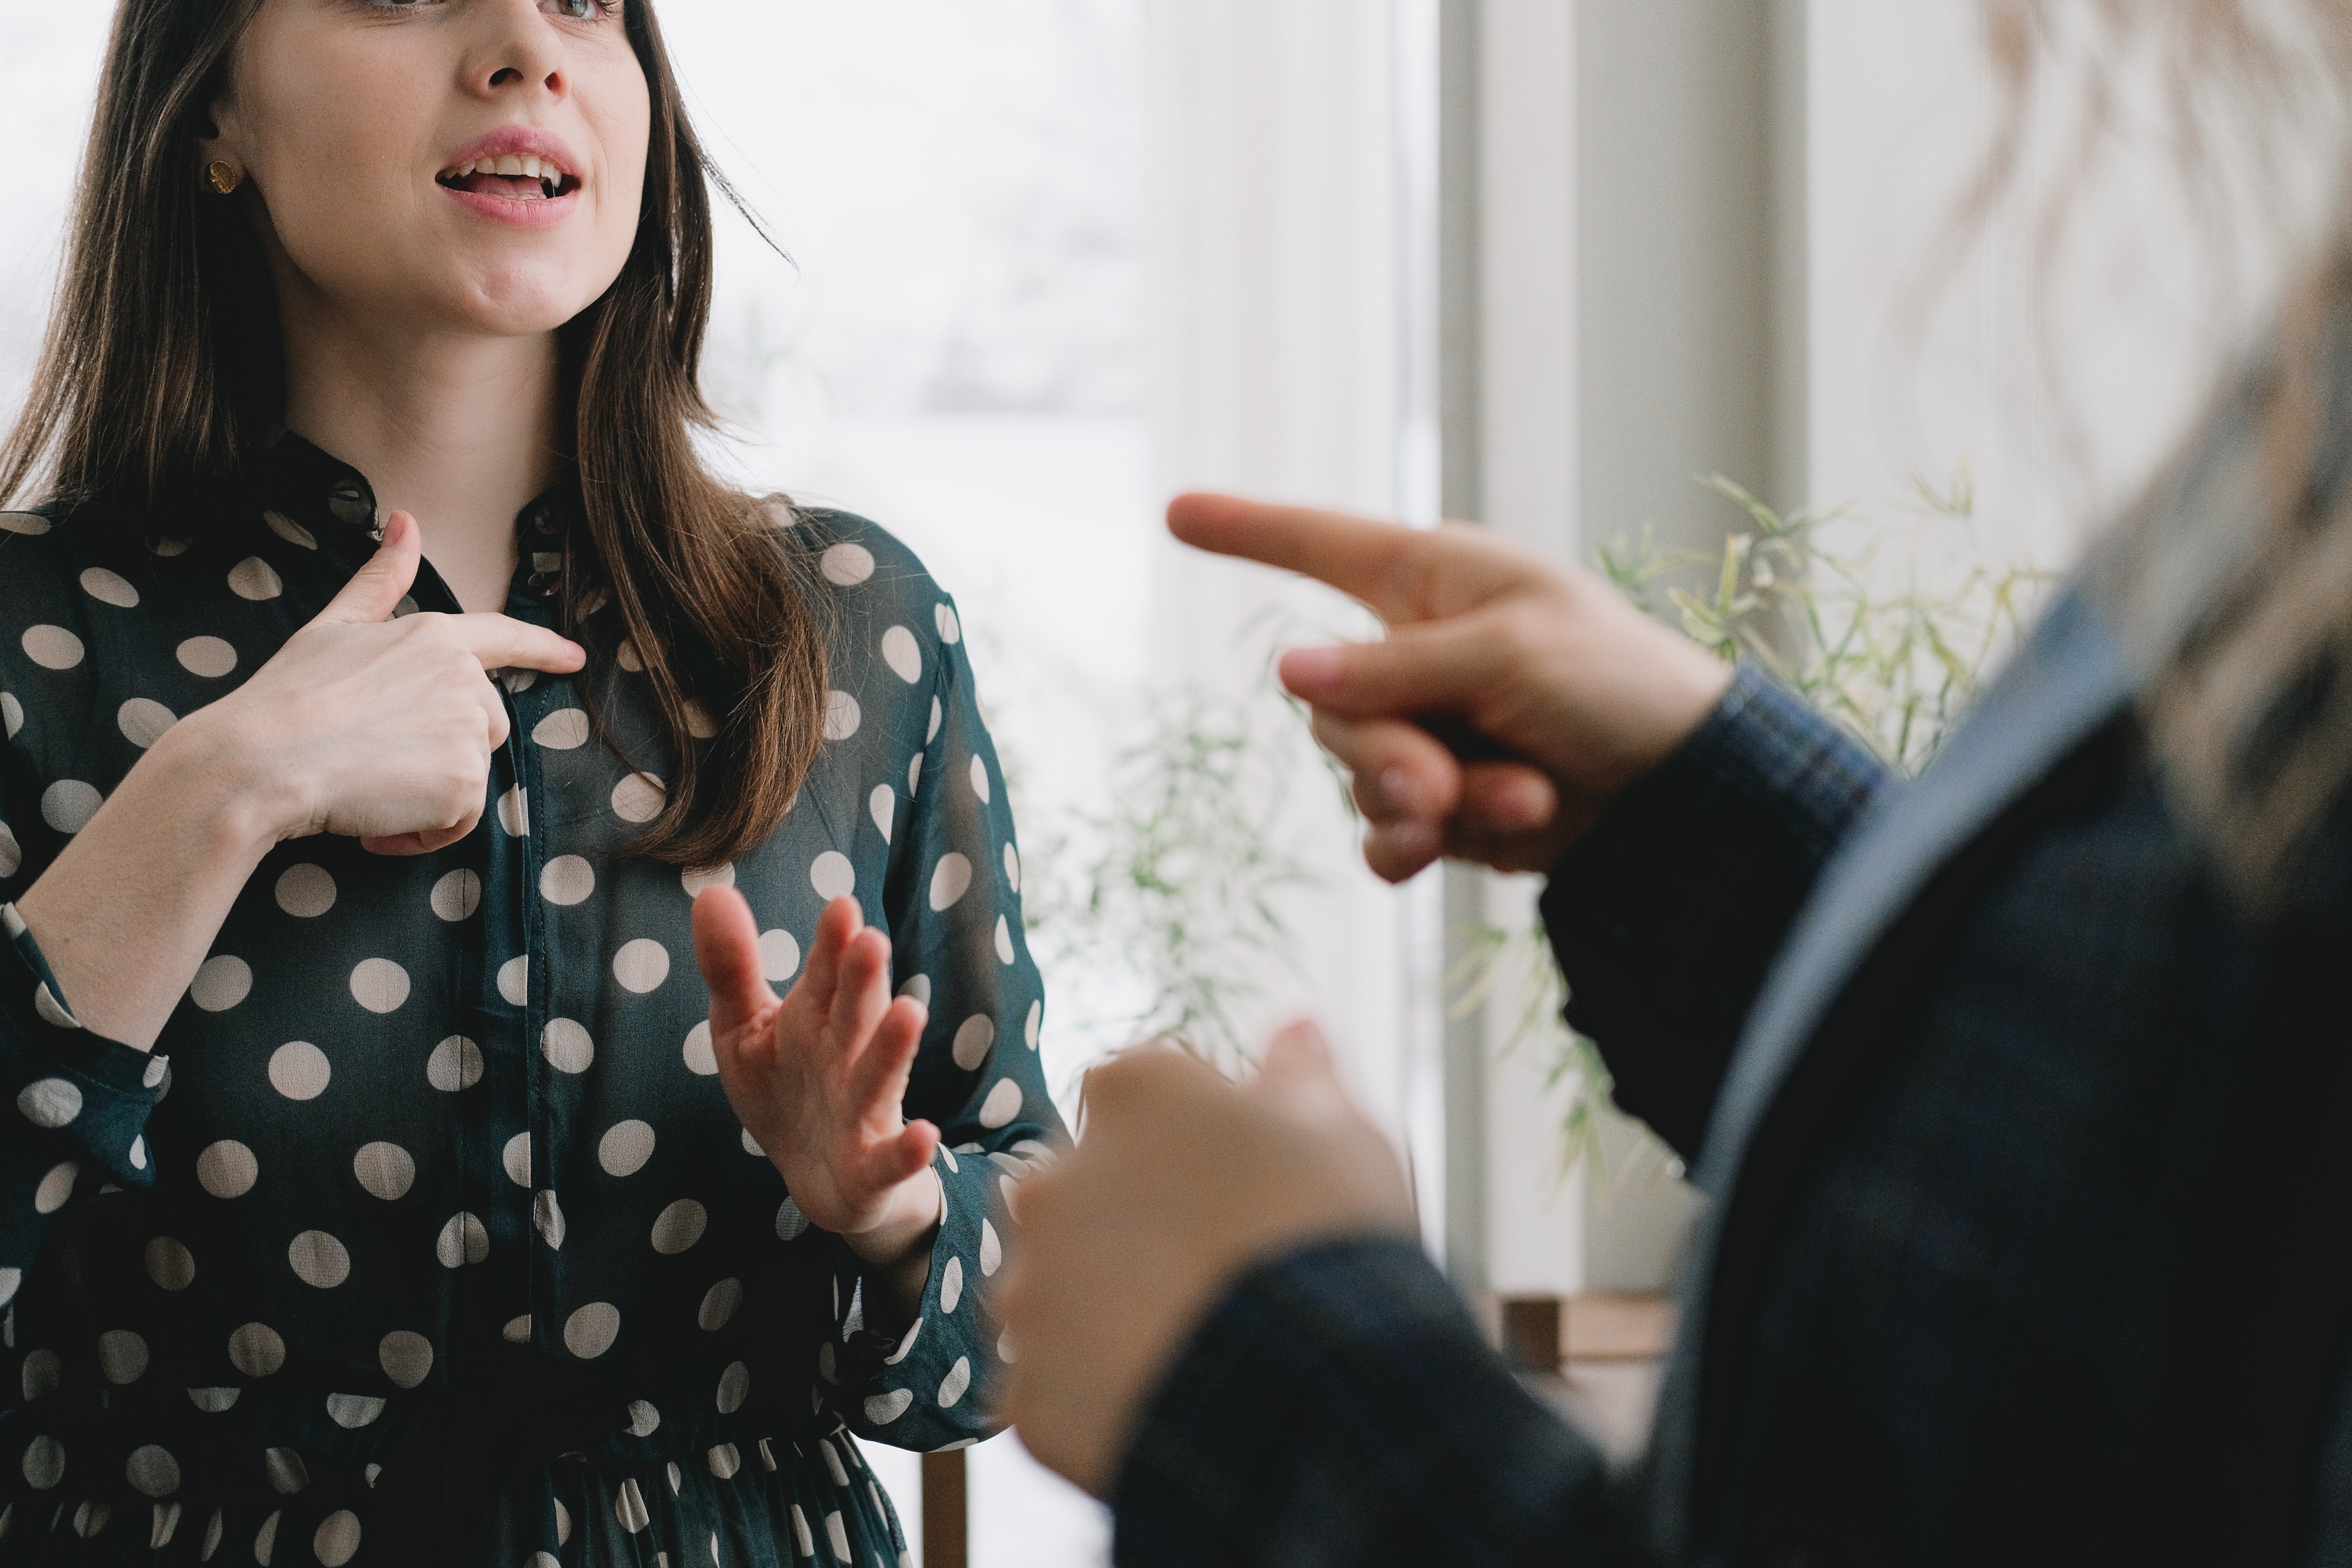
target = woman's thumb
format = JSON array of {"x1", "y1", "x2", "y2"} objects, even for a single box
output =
[{"x1": 315, "y1": 511, "x2": 422, "y2": 626}]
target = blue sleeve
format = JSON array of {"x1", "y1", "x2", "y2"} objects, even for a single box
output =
[
  {"x1": 1540, "y1": 665, "x2": 1891, "y2": 1163},
  {"x1": 829, "y1": 582, "x2": 1062, "y2": 1453},
  {"x1": 1112, "y1": 1238, "x2": 1646, "y2": 1568}
]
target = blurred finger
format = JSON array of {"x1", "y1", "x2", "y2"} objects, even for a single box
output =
[
  {"x1": 845, "y1": 996, "x2": 927, "y2": 1122},
  {"x1": 1310, "y1": 711, "x2": 1463, "y2": 824},
  {"x1": 1361, "y1": 819, "x2": 1443, "y2": 884},
  {"x1": 829, "y1": 927, "x2": 895, "y2": 1058},
  {"x1": 445, "y1": 613, "x2": 587, "y2": 676},
  {"x1": 1458, "y1": 761, "x2": 1559, "y2": 833},
  {"x1": 1167, "y1": 494, "x2": 1518, "y2": 621},
  {"x1": 1278, "y1": 615, "x2": 1517, "y2": 720},
  {"x1": 1258, "y1": 1018, "x2": 1335, "y2": 1083},
  {"x1": 691, "y1": 886, "x2": 778, "y2": 1039},
  {"x1": 800, "y1": 897, "x2": 863, "y2": 1009}
]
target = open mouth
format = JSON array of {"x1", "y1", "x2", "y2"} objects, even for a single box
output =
[{"x1": 435, "y1": 154, "x2": 578, "y2": 202}]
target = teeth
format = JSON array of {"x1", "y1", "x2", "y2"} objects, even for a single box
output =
[
  {"x1": 495, "y1": 154, "x2": 524, "y2": 176},
  {"x1": 440, "y1": 154, "x2": 568, "y2": 186}
]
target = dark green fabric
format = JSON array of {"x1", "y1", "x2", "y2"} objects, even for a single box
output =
[{"x1": 0, "y1": 433, "x2": 1058, "y2": 1565}]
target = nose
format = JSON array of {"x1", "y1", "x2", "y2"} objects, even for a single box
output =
[{"x1": 464, "y1": 0, "x2": 571, "y2": 102}]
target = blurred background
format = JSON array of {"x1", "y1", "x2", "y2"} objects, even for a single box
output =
[{"x1": 0, "y1": 2, "x2": 2313, "y2": 1563}]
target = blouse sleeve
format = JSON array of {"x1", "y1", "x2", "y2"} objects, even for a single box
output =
[
  {"x1": 0, "y1": 731, "x2": 170, "y2": 1315},
  {"x1": 828, "y1": 582, "x2": 1063, "y2": 1453}
]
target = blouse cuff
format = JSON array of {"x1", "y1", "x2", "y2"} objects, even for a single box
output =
[
  {"x1": 832, "y1": 1143, "x2": 1008, "y2": 1450},
  {"x1": 0, "y1": 903, "x2": 168, "y2": 1189}
]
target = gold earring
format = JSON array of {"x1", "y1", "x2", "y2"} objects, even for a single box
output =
[{"x1": 206, "y1": 160, "x2": 242, "y2": 196}]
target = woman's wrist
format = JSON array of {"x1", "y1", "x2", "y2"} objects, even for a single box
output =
[
  {"x1": 151, "y1": 699, "x2": 312, "y2": 857},
  {"x1": 840, "y1": 1168, "x2": 944, "y2": 1324}
]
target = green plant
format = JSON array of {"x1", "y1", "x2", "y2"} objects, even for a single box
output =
[{"x1": 1475, "y1": 471, "x2": 2050, "y2": 1179}]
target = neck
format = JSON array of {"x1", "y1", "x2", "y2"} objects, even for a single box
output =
[{"x1": 279, "y1": 302, "x2": 563, "y2": 614}]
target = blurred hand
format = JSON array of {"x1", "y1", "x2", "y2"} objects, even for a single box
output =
[
  {"x1": 1169, "y1": 493, "x2": 1731, "y2": 882},
  {"x1": 997, "y1": 1023, "x2": 1415, "y2": 1497},
  {"x1": 206, "y1": 509, "x2": 586, "y2": 855},
  {"x1": 693, "y1": 891, "x2": 944, "y2": 1282}
]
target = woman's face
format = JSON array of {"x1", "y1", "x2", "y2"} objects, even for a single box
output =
[{"x1": 205, "y1": 0, "x2": 652, "y2": 340}]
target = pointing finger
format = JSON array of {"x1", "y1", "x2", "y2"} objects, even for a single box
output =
[
  {"x1": 1167, "y1": 494, "x2": 1522, "y2": 622},
  {"x1": 443, "y1": 614, "x2": 587, "y2": 676},
  {"x1": 692, "y1": 886, "x2": 778, "y2": 1040}
]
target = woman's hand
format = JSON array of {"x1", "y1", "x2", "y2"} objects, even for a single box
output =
[
  {"x1": 196, "y1": 509, "x2": 585, "y2": 855},
  {"x1": 998, "y1": 1022, "x2": 1416, "y2": 1497},
  {"x1": 692, "y1": 890, "x2": 944, "y2": 1312},
  {"x1": 1169, "y1": 493, "x2": 1733, "y2": 882}
]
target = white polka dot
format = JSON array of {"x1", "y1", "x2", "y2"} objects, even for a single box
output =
[
  {"x1": 379, "y1": 1330, "x2": 433, "y2": 1388},
  {"x1": 502, "y1": 1132, "x2": 532, "y2": 1187},
  {"x1": 824, "y1": 690, "x2": 861, "y2": 741},
  {"x1": 428, "y1": 869, "x2": 481, "y2": 922},
  {"x1": 941, "y1": 1256, "x2": 964, "y2": 1315},
  {"x1": 820, "y1": 543, "x2": 875, "y2": 586},
  {"x1": 33, "y1": 981, "x2": 76, "y2": 1031},
  {"x1": 864, "y1": 1390, "x2": 913, "y2": 1425},
  {"x1": 117, "y1": 697, "x2": 176, "y2": 748},
  {"x1": 287, "y1": 1230, "x2": 350, "y2": 1288},
  {"x1": 25, "y1": 1170, "x2": 78, "y2": 1224},
  {"x1": 564, "y1": 1302, "x2": 621, "y2": 1359},
  {"x1": 40, "y1": 780, "x2": 101, "y2": 834},
  {"x1": 708, "y1": 1443, "x2": 741, "y2": 1480},
  {"x1": 144, "y1": 1237, "x2": 195, "y2": 1291},
  {"x1": 617, "y1": 638, "x2": 644, "y2": 673},
  {"x1": 935, "y1": 602, "x2": 963, "y2": 643},
  {"x1": 681, "y1": 862, "x2": 734, "y2": 897},
  {"x1": 0, "y1": 512, "x2": 47, "y2": 535},
  {"x1": 130, "y1": 1133, "x2": 147, "y2": 1169},
  {"x1": 885, "y1": 1317, "x2": 925, "y2": 1366},
  {"x1": 16, "y1": 1077, "x2": 80, "y2": 1129},
  {"x1": 541, "y1": 1018, "x2": 593, "y2": 1073},
  {"x1": 616, "y1": 1477, "x2": 650, "y2": 1534},
  {"x1": 349, "y1": 958, "x2": 410, "y2": 1013},
  {"x1": 995, "y1": 914, "x2": 1016, "y2": 965},
  {"x1": 1004, "y1": 843, "x2": 1021, "y2": 892},
  {"x1": 22, "y1": 1434, "x2": 64, "y2": 1489},
  {"x1": 952, "y1": 1016, "x2": 995, "y2": 1071},
  {"x1": 682, "y1": 1021, "x2": 716, "y2": 1076},
  {"x1": 1025, "y1": 998, "x2": 1042, "y2": 1050},
  {"x1": 497, "y1": 955, "x2": 529, "y2": 1007},
  {"x1": 261, "y1": 1044, "x2": 336, "y2": 1108},
  {"x1": 810, "y1": 851, "x2": 855, "y2": 901},
  {"x1": 534, "y1": 1190, "x2": 566, "y2": 1248},
  {"x1": 434, "y1": 1211, "x2": 488, "y2": 1268},
  {"x1": 869, "y1": 784, "x2": 896, "y2": 843},
  {"x1": 980, "y1": 1218, "x2": 1003, "y2": 1276},
  {"x1": 789, "y1": 1506, "x2": 815, "y2": 1559},
  {"x1": 540, "y1": 855, "x2": 595, "y2": 906},
  {"x1": 939, "y1": 1356, "x2": 972, "y2": 1408},
  {"x1": 125, "y1": 1443, "x2": 178, "y2": 1497},
  {"x1": 909, "y1": 750, "x2": 924, "y2": 795},
  {"x1": 968, "y1": 755, "x2": 992, "y2": 803},
  {"x1": 425, "y1": 1036, "x2": 483, "y2": 1092},
  {"x1": 533, "y1": 708, "x2": 590, "y2": 749},
  {"x1": 880, "y1": 626, "x2": 923, "y2": 684},
  {"x1": 978, "y1": 1077, "x2": 1024, "y2": 1129},
  {"x1": 94, "y1": 1327, "x2": 147, "y2": 1385},
  {"x1": 715, "y1": 1360, "x2": 750, "y2": 1414},
  {"x1": 503, "y1": 1315, "x2": 534, "y2": 1345},
  {"x1": 612, "y1": 938, "x2": 670, "y2": 994},
  {"x1": 327, "y1": 1393, "x2": 387, "y2": 1430},
  {"x1": 750, "y1": 933, "x2": 800, "y2": 992},
  {"x1": 928, "y1": 697, "x2": 944, "y2": 741},
  {"x1": 900, "y1": 975, "x2": 932, "y2": 1006},
  {"x1": 775, "y1": 1198, "x2": 810, "y2": 1241},
  {"x1": 698, "y1": 1278, "x2": 743, "y2": 1331},
  {"x1": 313, "y1": 1510, "x2": 361, "y2": 1567},
  {"x1": 627, "y1": 1400, "x2": 660, "y2": 1438},
  {"x1": 684, "y1": 699, "x2": 719, "y2": 739},
  {"x1": 612, "y1": 773, "x2": 665, "y2": 824},
  {"x1": 0, "y1": 820, "x2": 18, "y2": 877},
  {"x1": 598, "y1": 1120, "x2": 656, "y2": 1177},
  {"x1": 740, "y1": 1126, "x2": 764, "y2": 1158},
  {"x1": 173, "y1": 635, "x2": 238, "y2": 679},
  {"x1": 21, "y1": 625, "x2": 82, "y2": 670},
  {"x1": 227, "y1": 557, "x2": 281, "y2": 600},
  {"x1": 273, "y1": 864, "x2": 336, "y2": 918},
  {"x1": 228, "y1": 1322, "x2": 285, "y2": 1377},
  {"x1": 190, "y1": 955, "x2": 250, "y2": 1011},
  {"x1": 79, "y1": 567, "x2": 139, "y2": 607},
  {"x1": 998, "y1": 1328, "x2": 1017, "y2": 1363},
  {"x1": 352, "y1": 1141, "x2": 415, "y2": 1200},
  {"x1": 497, "y1": 786, "x2": 530, "y2": 837},
  {"x1": 196, "y1": 1141, "x2": 258, "y2": 1199},
  {"x1": 929, "y1": 853, "x2": 972, "y2": 911},
  {"x1": 652, "y1": 1199, "x2": 707, "y2": 1254},
  {"x1": 187, "y1": 1386, "x2": 238, "y2": 1413}
]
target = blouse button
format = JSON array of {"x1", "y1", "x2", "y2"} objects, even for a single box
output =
[
  {"x1": 531, "y1": 507, "x2": 561, "y2": 538},
  {"x1": 527, "y1": 572, "x2": 561, "y2": 599}
]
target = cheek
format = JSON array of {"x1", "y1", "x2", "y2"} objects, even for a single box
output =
[{"x1": 586, "y1": 65, "x2": 654, "y2": 272}]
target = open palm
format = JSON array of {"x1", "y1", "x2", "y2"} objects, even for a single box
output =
[{"x1": 692, "y1": 890, "x2": 941, "y2": 1239}]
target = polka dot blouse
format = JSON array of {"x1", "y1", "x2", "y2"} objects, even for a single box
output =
[{"x1": 0, "y1": 434, "x2": 1060, "y2": 1566}]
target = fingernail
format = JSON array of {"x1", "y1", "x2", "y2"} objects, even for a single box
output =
[
  {"x1": 1279, "y1": 645, "x2": 1342, "y2": 693},
  {"x1": 1385, "y1": 820, "x2": 1439, "y2": 861}
]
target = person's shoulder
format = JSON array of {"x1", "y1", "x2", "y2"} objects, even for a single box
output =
[
  {"x1": 773, "y1": 500, "x2": 960, "y2": 621},
  {"x1": 0, "y1": 498, "x2": 111, "y2": 600}
]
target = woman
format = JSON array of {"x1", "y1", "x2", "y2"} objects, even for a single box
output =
[
  {"x1": 996, "y1": 6, "x2": 2352, "y2": 1565},
  {"x1": 0, "y1": 0, "x2": 1054, "y2": 1564}
]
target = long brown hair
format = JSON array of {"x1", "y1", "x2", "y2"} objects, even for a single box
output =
[{"x1": 0, "y1": 0, "x2": 827, "y2": 869}]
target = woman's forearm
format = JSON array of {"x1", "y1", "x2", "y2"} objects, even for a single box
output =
[{"x1": 13, "y1": 706, "x2": 292, "y2": 1051}]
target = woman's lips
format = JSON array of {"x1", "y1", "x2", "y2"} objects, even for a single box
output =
[{"x1": 437, "y1": 178, "x2": 582, "y2": 230}]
